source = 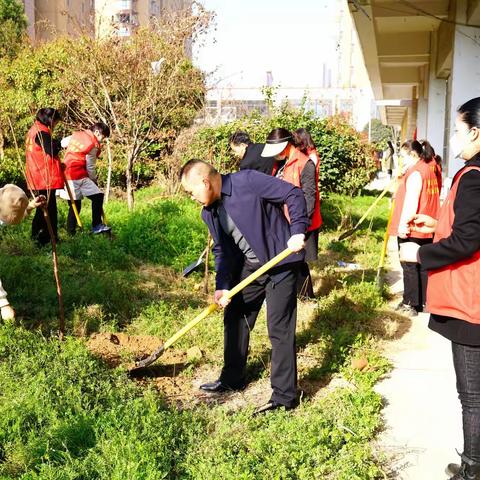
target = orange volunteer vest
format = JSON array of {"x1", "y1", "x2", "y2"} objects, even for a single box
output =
[
  {"x1": 64, "y1": 130, "x2": 101, "y2": 180},
  {"x1": 388, "y1": 161, "x2": 440, "y2": 238},
  {"x1": 426, "y1": 166, "x2": 480, "y2": 324},
  {"x1": 25, "y1": 121, "x2": 64, "y2": 190},
  {"x1": 272, "y1": 147, "x2": 322, "y2": 231}
]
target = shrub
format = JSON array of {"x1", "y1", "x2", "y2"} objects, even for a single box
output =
[{"x1": 175, "y1": 105, "x2": 376, "y2": 195}]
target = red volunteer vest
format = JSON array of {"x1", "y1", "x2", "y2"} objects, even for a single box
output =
[
  {"x1": 426, "y1": 166, "x2": 480, "y2": 324},
  {"x1": 306, "y1": 148, "x2": 323, "y2": 230},
  {"x1": 64, "y1": 130, "x2": 101, "y2": 180},
  {"x1": 272, "y1": 147, "x2": 322, "y2": 231},
  {"x1": 25, "y1": 121, "x2": 64, "y2": 190},
  {"x1": 388, "y1": 161, "x2": 440, "y2": 238}
]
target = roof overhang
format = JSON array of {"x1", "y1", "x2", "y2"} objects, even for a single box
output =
[{"x1": 349, "y1": 0, "x2": 453, "y2": 127}]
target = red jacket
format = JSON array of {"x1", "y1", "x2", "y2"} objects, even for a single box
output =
[
  {"x1": 272, "y1": 146, "x2": 322, "y2": 231},
  {"x1": 388, "y1": 161, "x2": 439, "y2": 238},
  {"x1": 426, "y1": 166, "x2": 480, "y2": 323},
  {"x1": 25, "y1": 121, "x2": 64, "y2": 190},
  {"x1": 64, "y1": 130, "x2": 101, "y2": 180}
]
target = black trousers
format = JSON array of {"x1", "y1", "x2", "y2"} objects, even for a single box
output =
[
  {"x1": 67, "y1": 193, "x2": 104, "y2": 234},
  {"x1": 398, "y1": 237, "x2": 432, "y2": 308},
  {"x1": 452, "y1": 342, "x2": 480, "y2": 462},
  {"x1": 219, "y1": 260, "x2": 299, "y2": 407},
  {"x1": 31, "y1": 190, "x2": 58, "y2": 246}
]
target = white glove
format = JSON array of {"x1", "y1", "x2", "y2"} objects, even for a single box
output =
[
  {"x1": 399, "y1": 242, "x2": 421, "y2": 263},
  {"x1": 61, "y1": 136, "x2": 72, "y2": 149},
  {"x1": 287, "y1": 233, "x2": 305, "y2": 253},
  {"x1": 1, "y1": 305, "x2": 15, "y2": 320}
]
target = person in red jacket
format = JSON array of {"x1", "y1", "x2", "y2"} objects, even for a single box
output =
[
  {"x1": 400, "y1": 97, "x2": 480, "y2": 480},
  {"x1": 25, "y1": 108, "x2": 63, "y2": 246},
  {"x1": 59, "y1": 122, "x2": 111, "y2": 235},
  {"x1": 261, "y1": 128, "x2": 321, "y2": 298},
  {"x1": 388, "y1": 139, "x2": 440, "y2": 316}
]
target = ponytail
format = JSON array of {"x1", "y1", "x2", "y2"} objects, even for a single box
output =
[
  {"x1": 420, "y1": 140, "x2": 435, "y2": 163},
  {"x1": 402, "y1": 139, "x2": 435, "y2": 163}
]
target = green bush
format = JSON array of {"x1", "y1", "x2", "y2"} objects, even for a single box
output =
[
  {"x1": 0, "y1": 148, "x2": 25, "y2": 185},
  {"x1": 177, "y1": 105, "x2": 376, "y2": 195}
]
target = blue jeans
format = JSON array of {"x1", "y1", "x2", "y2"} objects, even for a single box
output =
[{"x1": 452, "y1": 342, "x2": 480, "y2": 462}]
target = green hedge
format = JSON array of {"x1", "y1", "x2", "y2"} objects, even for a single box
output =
[{"x1": 177, "y1": 106, "x2": 377, "y2": 195}]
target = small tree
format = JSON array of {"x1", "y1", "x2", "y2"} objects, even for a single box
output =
[
  {"x1": 362, "y1": 119, "x2": 393, "y2": 150},
  {"x1": 60, "y1": 8, "x2": 208, "y2": 209}
]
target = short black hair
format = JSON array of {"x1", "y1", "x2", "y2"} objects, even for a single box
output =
[
  {"x1": 229, "y1": 131, "x2": 251, "y2": 146},
  {"x1": 90, "y1": 122, "x2": 110, "y2": 138},
  {"x1": 266, "y1": 127, "x2": 293, "y2": 144},
  {"x1": 36, "y1": 108, "x2": 61, "y2": 128},
  {"x1": 179, "y1": 159, "x2": 218, "y2": 181}
]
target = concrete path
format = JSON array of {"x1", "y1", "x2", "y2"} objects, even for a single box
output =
[{"x1": 376, "y1": 237, "x2": 463, "y2": 479}]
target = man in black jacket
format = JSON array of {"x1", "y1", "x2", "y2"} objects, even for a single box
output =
[
  {"x1": 180, "y1": 159, "x2": 308, "y2": 414},
  {"x1": 229, "y1": 131, "x2": 275, "y2": 175}
]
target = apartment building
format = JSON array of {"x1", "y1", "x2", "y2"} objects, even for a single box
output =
[{"x1": 22, "y1": 0, "x2": 189, "y2": 41}]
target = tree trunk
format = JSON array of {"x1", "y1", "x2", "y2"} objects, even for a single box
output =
[
  {"x1": 126, "y1": 152, "x2": 135, "y2": 210},
  {"x1": 42, "y1": 206, "x2": 65, "y2": 340},
  {"x1": 105, "y1": 138, "x2": 113, "y2": 203}
]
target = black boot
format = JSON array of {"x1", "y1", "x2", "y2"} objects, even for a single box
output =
[{"x1": 446, "y1": 453, "x2": 480, "y2": 479}]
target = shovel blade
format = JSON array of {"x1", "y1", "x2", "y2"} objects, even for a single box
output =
[
  {"x1": 182, "y1": 257, "x2": 205, "y2": 277},
  {"x1": 129, "y1": 344, "x2": 166, "y2": 372},
  {"x1": 337, "y1": 228, "x2": 356, "y2": 242}
]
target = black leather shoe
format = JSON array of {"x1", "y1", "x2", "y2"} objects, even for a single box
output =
[
  {"x1": 199, "y1": 380, "x2": 245, "y2": 393},
  {"x1": 252, "y1": 400, "x2": 296, "y2": 416}
]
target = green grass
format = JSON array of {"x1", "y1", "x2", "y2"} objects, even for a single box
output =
[{"x1": 0, "y1": 186, "x2": 397, "y2": 479}]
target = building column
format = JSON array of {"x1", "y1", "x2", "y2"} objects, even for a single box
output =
[
  {"x1": 405, "y1": 86, "x2": 418, "y2": 140},
  {"x1": 446, "y1": 0, "x2": 480, "y2": 177},
  {"x1": 23, "y1": 0, "x2": 35, "y2": 41},
  {"x1": 416, "y1": 96, "x2": 428, "y2": 140},
  {"x1": 426, "y1": 32, "x2": 447, "y2": 161}
]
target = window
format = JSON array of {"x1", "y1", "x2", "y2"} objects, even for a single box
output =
[{"x1": 117, "y1": 0, "x2": 131, "y2": 9}]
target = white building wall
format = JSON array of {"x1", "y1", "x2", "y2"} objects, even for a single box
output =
[{"x1": 447, "y1": 0, "x2": 480, "y2": 176}]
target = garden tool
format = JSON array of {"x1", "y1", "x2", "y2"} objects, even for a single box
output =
[
  {"x1": 376, "y1": 158, "x2": 403, "y2": 288},
  {"x1": 182, "y1": 236, "x2": 213, "y2": 277},
  {"x1": 375, "y1": 197, "x2": 396, "y2": 288},
  {"x1": 101, "y1": 208, "x2": 108, "y2": 226},
  {"x1": 60, "y1": 167, "x2": 83, "y2": 229},
  {"x1": 130, "y1": 247, "x2": 294, "y2": 372},
  {"x1": 337, "y1": 177, "x2": 396, "y2": 241}
]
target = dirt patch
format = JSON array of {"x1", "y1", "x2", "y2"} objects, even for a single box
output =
[
  {"x1": 86, "y1": 329, "x2": 340, "y2": 411},
  {"x1": 87, "y1": 332, "x2": 168, "y2": 365}
]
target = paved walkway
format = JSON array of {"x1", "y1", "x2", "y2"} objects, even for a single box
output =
[{"x1": 376, "y1": 237, "x2": 463, "y2": 479}]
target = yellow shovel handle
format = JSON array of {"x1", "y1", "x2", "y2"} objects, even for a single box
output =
[
  {"x1": 162, "y1": 247, "x2": 294, "y2": 351},
  {"x1": 352, "y1": 177, "x2": 396, "y2": 230},
  {"x1": 61, "y1": 168, "x2": 83, "y2": 228}
]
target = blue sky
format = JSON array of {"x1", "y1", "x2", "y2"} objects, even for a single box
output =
[{"x1": 194, "y1": 0, "x2": 340, "y2": 88}]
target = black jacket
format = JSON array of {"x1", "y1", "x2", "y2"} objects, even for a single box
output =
[
  {"x1": 239, "y1": 143, "x2": 275, "y2": 175},
  {"x1": 202, "y1": 170, "x2": 308, "y2": 290}
]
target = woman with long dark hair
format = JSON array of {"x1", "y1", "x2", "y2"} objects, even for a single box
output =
[
  {"x1": 388, "y1": 139, "x2": 440, "y2": 315},
  {"x1": 261, "y1": 128, "x2": 322, "y2": 298},
  {"x1": 400, "y1": 97, "x2": 480, "y2": 479},
  {"x1": 25, "y1": 108, "x2": 63, "y2": 246}
]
